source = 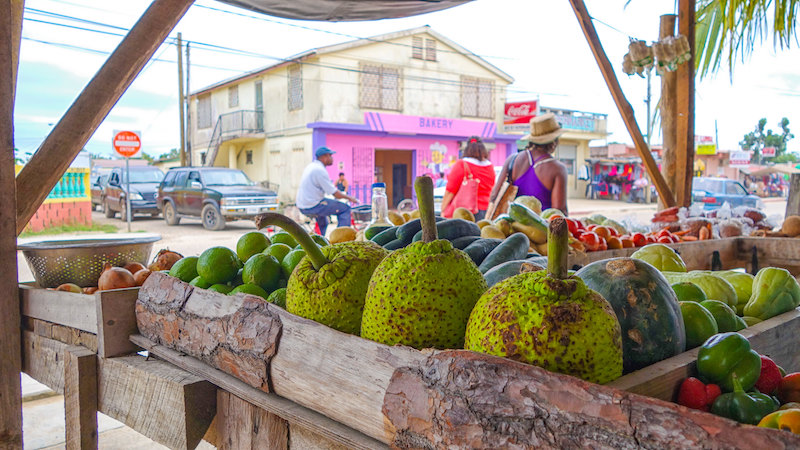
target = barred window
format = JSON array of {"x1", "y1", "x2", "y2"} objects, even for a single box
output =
[
  {"x1": 228, "y1": 86, "x2": 239, "y2": 108},
  {"x1": 246, "y1": 150, "x2": 253, "y2": 165},
  {"x1": 461, "y1": 77, "x2": 493, "y2": 119},
  {"x1": 412, "y1": 36, "x2": 423, "y2": 59},
  {"x1": 197, "y1": 95, "x2": 212, "y2": 129},
  {"x1": 288, "y1": 65, "x2": 303, "y2": 111},
  {"x1": 425, "y1": 39, "x2": 436, "y2": 61},
  {"x1": 360, "y1": 64, "x2": 401, "y2": 111}
]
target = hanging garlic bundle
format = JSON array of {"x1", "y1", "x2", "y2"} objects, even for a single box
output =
[
  {"x1": 622, "y1": 53, "x2": 635, "y2": 76},
  {"x1": 674, "y1": 34, "x2": 691, "y2": 64},
  {"x1": 628, "y1": 40, "x2": 653, "y2": 68}
]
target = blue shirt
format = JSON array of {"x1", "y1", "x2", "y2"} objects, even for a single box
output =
[{"x1": 296, "y1": 160, "x2": 337, "y2": 209}]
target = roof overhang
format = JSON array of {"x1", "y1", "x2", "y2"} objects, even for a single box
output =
[{"x1": 216, "y1": 0, "x2": 472, "y2": 21}]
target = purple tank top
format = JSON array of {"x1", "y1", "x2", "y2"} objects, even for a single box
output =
[{"x1": 513, "y1": 152, "x2": 552, "y2": 210}]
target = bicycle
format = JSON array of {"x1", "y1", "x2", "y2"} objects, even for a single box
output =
[{"x1": 275, "y1": 204, "x2": 317, "y2": 235}]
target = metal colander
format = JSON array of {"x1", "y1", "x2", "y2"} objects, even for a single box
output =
[{"x1": 18, "y1": 236, "x2": 161, "y2": 288}]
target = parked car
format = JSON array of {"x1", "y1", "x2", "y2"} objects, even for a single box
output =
[
  {"x1": 157, "y1": 167, "x2": 279, "y2": 230},
  {"x1": 90, "y1": 173, "x2": 108, "y2": 211},
  {"x1": 692, "y1": 177, "x2": 764, "y2": 210},
  {"x1": 104, "y1": 166, "x2": 165, "y2": 220}
]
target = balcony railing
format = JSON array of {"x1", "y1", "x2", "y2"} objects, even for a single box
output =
[{"x1": 205, "y1": 110, "x2": 264, "y2": 166}]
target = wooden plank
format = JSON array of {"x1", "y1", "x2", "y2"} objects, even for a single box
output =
[
  {"x1": 568, "y1": 0, "x2": 675, "y2": 207},
  {"x1": 676, "y1": 0, "x2": 696, "y2": 207},
  {"x1": 659, "y1": 15, "x2": 678, "y2": 208},
  {"x1": 23, "y1": 330, "x2": 66, "y2": 394},
  {"x1": 64, "y1": 346, "x2": 98, "y2": 450},
  {"x1": 130, "y1": 334, "x2": 387, "y2": 450},
  {"x1": 98, "y1": 356, "x2": 216, "y2": 450},
  {"x1": 0, "y1": 1, "x2": 23, "y2": 445},
  {"x1": 290, "y1": 425, "x2": 350, "y2": 450},
  {"x1": 23, "y1": 317, "x2": 99, "y2": 352},
  {"x1": 96, "y1": 287, "x2": 140, "y2": 358},
  {"x1": 738, "y1": 237, "x2": 800, "y2": 273},
  {"x1": 787, "y1": 174, "x2": 800, "y2": 217},
  {"x1": 20, "y1": 285, "x2": 98, "y2": 333},
  {"x1": 15, "y1": 0, "x2": 195, "y2": 234},
  {"x1": 215, "y1": 390, "x2": 288, "y2": 450}
]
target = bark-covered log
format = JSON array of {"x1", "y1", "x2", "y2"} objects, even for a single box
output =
[
  {"x1": 136, "y1": 271, "x2": 281, "y2": 391},
  {"x1": 384, "y1": 350, "x2": 800, "y2": 449}
]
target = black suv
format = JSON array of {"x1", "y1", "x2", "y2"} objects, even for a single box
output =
[
  {"x1": 157, "y1": 167, "x2": 279, "y2": 230},
  {"x1": 104, "y1": 166, "x2": 165, "y2": 220}
]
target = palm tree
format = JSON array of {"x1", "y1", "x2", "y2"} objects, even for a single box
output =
[{"x1": 695, "y1": 0, "x2": 799, "y2": 77}]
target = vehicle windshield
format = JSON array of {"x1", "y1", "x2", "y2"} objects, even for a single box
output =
[
  {"x1": 693, "y1": 178, "x2": 723, "y2": 194},
  {"x1": 202, "y1": 170, "x2": 253, "y2": 186},
  {"x1": 122, "y1": 169, "x2": 164, "y2": 183}
]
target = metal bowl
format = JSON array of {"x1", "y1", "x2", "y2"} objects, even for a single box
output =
[{"x1": 18, "y1": 236, "x2": 161, "y2": 288}]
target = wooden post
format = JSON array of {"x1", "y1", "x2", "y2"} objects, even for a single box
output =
[
  {"x1": 15, "y1": 0, "x2": 195, "y2": 234},
  {"x1": 0, "y1": 1, "x2": 23, "y2": 446},
  {"x1": 177, "y1": 33, "x2": 187, "y2": 167},
  {"x1": 659, "y1": 15, "x2": 678, "y2": 209},
  {"x1": 568, "y1": 0, "x2": 676, "y2": 207},
  {"x1": 676, "y1": 0, "x2": 696, "y2": 206},
  {"x1": 64, "y1": 346, "x2": 98, "y2": 450},
  {"x1": 787, "y1": 173, "x2": 800, "y2": 217},
  {"x1": 216, "y1": 391, "x2": 289, "y2": 450}
]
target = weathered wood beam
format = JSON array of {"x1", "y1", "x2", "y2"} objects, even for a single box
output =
[
  {"x1": 568, "y1": 0, "x2": 676, "y2": 207},
  {"x1": 215, "y1": 391, "x2": 289, "y2": 450},
  {"x1": 15, "y1": 0, "x2": 195, "y2": 234},
  {"x1": 0, "y1": 1, "x2": 23, "y2": 446},
  {"x1": 660, "y1": 15, "x2": 678, "y2": 208},
  {"x1": 64, "y1": 346, "x2": 98, "y2": 450},
  {"x1": 676, "y1": 0, "x2": 696, "y2": 206}
]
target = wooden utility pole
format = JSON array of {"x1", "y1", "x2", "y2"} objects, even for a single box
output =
[
  {"x1": 569, "y1": 0, "x2": 675, "y2": 207},
  {"x1": 0, "y1": 1, "x2": 24, "y2": 446},
  {"x1": 177, "y1": 32, "x2": 186, "y2": 166},
  {"x1": 15, "y1": 0, "x2": 195, "y2": 235},
  {"x1": 186, "y1": 43, "x2": 192, "y2": 166},
  {"x1": 659, "y1": 15, "x2": 678, "y2": 208},
  {"x1": 676, "y1": 0, "x2": 696, "y2": 206}
]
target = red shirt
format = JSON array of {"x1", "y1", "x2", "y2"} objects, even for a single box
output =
[{"x1": 446, "y1": 159, "x2": 496, "y2": 210}]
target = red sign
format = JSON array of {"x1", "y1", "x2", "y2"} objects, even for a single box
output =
[
  {"x1": 113, "y1": 130, "x2": 141, "y2": 158},
  {"x1": 762, "y1": 147, "x2": 776, "y2": 157},
  {"x1": 504, "y1": 100, "x2": 539, "y2": 125}
]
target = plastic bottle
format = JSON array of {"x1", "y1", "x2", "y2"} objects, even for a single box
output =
[{"x1": 369, "y1": 183, "x2": 392, "y2": 227}]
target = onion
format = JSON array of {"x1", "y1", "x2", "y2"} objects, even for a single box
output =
[
  {"x1": 123, "y1": 262, "x2": 146, "y2": 274},
  {"x1": 98, "y1": 263, "x2": 136, "y2": 291},
  {"x1": 149, "y1": 249, "x2": 183, "y2": 271},
  {"x1": 82, "y1": 287, "x2": 99, "y2": 295},
  {"x1": 133, "y1": 269, "x2": 152, "y2": 286}
]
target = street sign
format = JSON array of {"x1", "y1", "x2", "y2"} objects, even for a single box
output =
[
  {"x1": 113, "y1": 130, "x2": 141, "y2": 158},
  {"x1": 729, "y1": 151, "x2": 751, "y2": 168}
]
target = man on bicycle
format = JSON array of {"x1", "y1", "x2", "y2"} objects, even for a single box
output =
[{"x1": 296, "y1": 147, "x2": 358, "y2": 236}]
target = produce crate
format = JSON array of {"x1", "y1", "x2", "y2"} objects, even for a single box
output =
[{"x1": 134, "y1": 271, "x2": 800, "y2": 448}]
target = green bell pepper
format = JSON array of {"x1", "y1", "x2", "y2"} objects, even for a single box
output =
[
  {"x1": 743, "y1": 267, "x2": 800, "y2": 320},
  {"x1": 696, "y1": 332, "x2": 761, "y2": 392},
  {"x1": 711, "y1": 375, "x2": 778, "y2": 425}
]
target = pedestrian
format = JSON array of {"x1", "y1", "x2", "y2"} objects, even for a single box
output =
[
  {"x1": 296, "y1": 147, "x2": 359, "y2": 236},
  {"x1": 489, "y1": 113, "x2": 568, "y2": 214},
  {"x1": 440, "y1": 136, "x2": 496, "y2": 221},
  {"x1": 435, "y1": 172, "x2": 447, "y2": 188},
  {"x1": 335, "y1": 172, "x2": 348, "y2": 192}
]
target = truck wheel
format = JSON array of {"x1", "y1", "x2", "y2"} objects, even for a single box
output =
[
  {"x1": 163, "y1": 202, "x2": 180, "y2": 226},
  {"x1": 120, "y1": 203, "x2": 131, "y2": 222},
  {"x1": 202, "y1": 204, "x2": 226, "y2": 231},
  {"x1": 104, "y1": 200, "x2": 115, "y2": 218}
]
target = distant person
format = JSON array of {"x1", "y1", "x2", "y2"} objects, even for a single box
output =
[
  {"x1": 335, "y1": 172, "x2": 348, "y2": 192},
  {"x1": 441, "y1": 136, "x2": 495, "y2": 221},
  {"x1": 296, "y1": 147, "x2": 358, "y2": 236},
  {"x1": 490, "y1": 113, "x2": 568, "y2": 214},
  {"x1": 435, "y1": 172, "x2": 447, "y2": 188}
]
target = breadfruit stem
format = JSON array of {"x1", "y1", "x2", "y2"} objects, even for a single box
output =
[
  {"x1": 547, "y1": 217, "x2": 568, "y2": 279},
  {"x1": 254, "y1": 212, "x2": 329, "y2": 270},
  {"x1": 415, "y1": 176, "x2": 438, "y2": 242}
]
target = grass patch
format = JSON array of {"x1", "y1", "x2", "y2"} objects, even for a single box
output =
[{"x1": 20, "y1": 222, "x2": 119, "y2": 238}]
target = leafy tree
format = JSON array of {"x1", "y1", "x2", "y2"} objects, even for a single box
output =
[
  {"x1": 740, "y1": 118, "x2": 794, "y2": 163},
  {"x1": 773, "y1": 152, "x2": 799, "y2": 163}
]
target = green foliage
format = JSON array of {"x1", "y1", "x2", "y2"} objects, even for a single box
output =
[
  {"x1": 20, "y1": 222, "x2": 118, "y2": 238},
  {"x1": 740, "y1": 117, "x2": 795, "y2": 162}
]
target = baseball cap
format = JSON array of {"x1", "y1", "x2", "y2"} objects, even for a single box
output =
[{"x1": 315, "y1": 146, "x2": 335, "y2": 158}]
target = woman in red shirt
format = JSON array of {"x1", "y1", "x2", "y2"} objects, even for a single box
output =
[{"x1": 440, "y1": 136, "x2": 496, "y2": 221}]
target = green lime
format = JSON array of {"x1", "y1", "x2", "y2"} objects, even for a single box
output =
[
  {"x1": 236, "y1": 231, "x2": 271, "y2": 262},
  {"x1": 197, "y1": 247, "x2": 240, "y2": 285},
  {"x1": 264, "y1": 243, "x2": 292, "y2": 263},
  {"x1": 679, "y1": 301, "x2": 718, "y2": 349},
  {"x1": 242, "y1": 254, "x2": 281, "y2": 292},
  {"x1": 266, "y1": 287, "x2": 287, "y2": 308},
  {"x1": 169, "y1": 256, "x2": 199, "y2": 282},
  {"x1": 311, "y1": 234, "x2": 330, "y2": 247},
  {"x1": 230, "y1": 269, "x2": 244, "y2": 287},
  {"x1": 281, "y1": 249, "x2": 306, "y2": 279},
  {"x1": 208, "y1": 284, "x2": 233, "y2": 294},
  {"x1": 271, "y1": 232, "x2": 298, "y2": 248},
  {"x1": 189, "y1": 275, "x2": 212, "y2": 289},
  {"x1": 229, "y1": 283, "x2": 269, "y2": 300}
]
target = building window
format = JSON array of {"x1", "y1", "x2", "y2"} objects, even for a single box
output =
[
  {"x1": 412, "y1": 36, "x2": 423, "y2": 59},
  {"x1": 461, "y1": 77, "x2": 493, "y2": 119},
  {"x1": 246, "y1": 150, "x2": 253, "y2": 165},
  {"x1": 200, "y1": 152, "x2": 207, "y2": 165},
  {"x1": 425, "y1": 39, "x2": 436, "y2": 61},
  {"x1": 197, "y1": 95, "x2": 212, "y2": 129},
  {"x1": 228, "y1": 86, "x2": 239, "y2": 108},
  {"x1": 288, "y1": 65, "x2": 303, "y2": 111},
  {"x1": 360, "y1": 64, "x2": 401, "y2": 111},
  {"x1": 556, "y1": 145, "x2": 577, "y2": 176}
]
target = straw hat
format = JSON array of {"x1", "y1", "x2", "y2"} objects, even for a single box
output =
[{"x1": 525, "y1": 113, "x2": 565, "y2": 144}]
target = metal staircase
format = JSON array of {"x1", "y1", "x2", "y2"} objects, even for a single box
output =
[{"x1": 204, "y1": 110, "x2": 264, "y2": 166}]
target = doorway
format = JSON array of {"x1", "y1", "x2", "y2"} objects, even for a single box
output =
[{"x1": 374, "y1": 149, "x2": 413, "y2": 208}]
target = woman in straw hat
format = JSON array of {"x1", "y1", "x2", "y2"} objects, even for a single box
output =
[{"x1": 489, "y1": 113, "x2": 568, "y2": 214}]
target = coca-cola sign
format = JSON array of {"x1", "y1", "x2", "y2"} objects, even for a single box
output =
[{"x1": 504, "y1": 100, "x2": 539, "y2": 125}]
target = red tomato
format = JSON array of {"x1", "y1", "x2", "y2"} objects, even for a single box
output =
[
  {"x1": 657, "y1": 236, "x2": 673, "y2": 244},
  {"x1": 631, "y1": 232, "x2": 647, "y2": 247},
  {"x1": 548, "y1": 214, "x2": 564, "y2": 222},
  {"x1": 657, "y1": 229, "x2": 672, "y2": 239},
  {"x1": 594, "y1": 226, "x2": 611, "y2": 240},
  {"x1": 586, "y1": 224, "x2": 598, "y2": 231},
  {"x1": 566, "y1": 218, "x2": 581, "y2": 236},
  {"x1": 579, "y1": 231, "x2": 602, "y2": 252},
  {"x1": 572, "y1": 230, "x2": 585, "y2": 239},
  {"x1": 597, "y1": 238, "x2": 608, "y2": 251},
  {"x1": 620, "y1": 238, "x2": 635, "y2": 248},
  {"x1": 575, "y1": 220, "x2": 586, "y2": 230},
  {"x1": 647, "y1": 236, "x2": 657, "y2": 244},
  {"x1": 606, "y1": 227, "x2": 620, "y2": 237}
]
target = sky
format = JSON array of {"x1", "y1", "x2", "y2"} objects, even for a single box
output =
[{"x1": 13, "y1": 0, "x2": 800, "y2": 161}]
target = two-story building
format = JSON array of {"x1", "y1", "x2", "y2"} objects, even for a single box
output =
[{"x1": 188, "y1": 26, "x2": 520, "y2": 206}]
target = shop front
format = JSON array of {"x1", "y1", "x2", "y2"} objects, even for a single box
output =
[{"x1": 308, "y1": 112, "x2": 519, "y2": 207}]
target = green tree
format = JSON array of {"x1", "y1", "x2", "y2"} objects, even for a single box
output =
[{"x1": 740, "y1": 117, "x2": 794, "y2": 162}]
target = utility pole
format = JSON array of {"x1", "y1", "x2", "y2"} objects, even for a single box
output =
[
  {"x1": 185, "y1": 42, "x2": 192, "y2": 166},
  {"x1": 177, "y1": 32, "x2": 186, "y2": 166},
  {"x1": 645, "y1": 69, "x2": 652, "y2": 146}
]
